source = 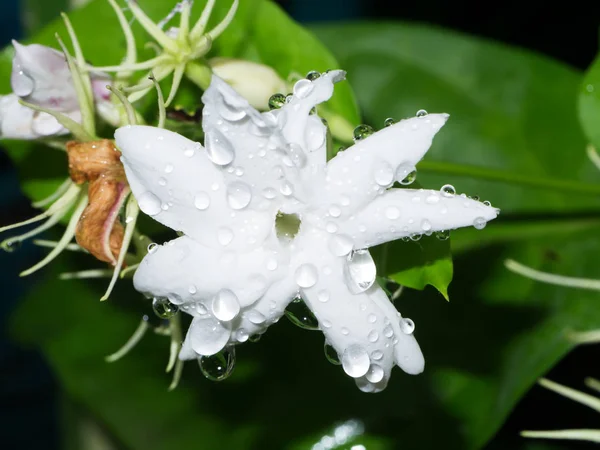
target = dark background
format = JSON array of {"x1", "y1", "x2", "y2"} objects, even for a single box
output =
[{"x1": 0, "y1": 0, "x2": 598, "y2": 449}]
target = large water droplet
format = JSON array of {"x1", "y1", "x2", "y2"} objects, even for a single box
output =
[
  {"x1": 211, "y1": 289, "x2": 240, "y2": 321},
  {"x1": 353, "y1": 124, "x2": 374, "y2": 141},
  {"x1": 365, "y1": 364, "x2": 384, "y2": 383},
  {"x1": 441, "y1": 184, "x2": 456, "y2": 197},
  {"x1": 198, "y1": 346, "x2": 236, "y2": 381},
  {"x1": 344, "y1": 249, "x2": 376, "y2": 294},
  {"x1": 396, "y1": 164, "x2": 417, "y2": 185},
  {"x1": 226, "y1": 181, "x2": 252, "y2": 210},
  {"x1": 205, "y1": 129, "x2": 235, "y2": 166},
  {"x1": 217, "y1": 227, "x2": 234, "y2": 246},
  {"x1": 152, "y1": 297, "x2": 178, "y2": 319},
  {"x1": 138, "y1": 191, "x2": 162, "y2": 216},
  {"x1": 473, "y1": 217, "x2": 487, "y2": 230},
  {"x1": 328, "y1": 234, "x2": 354, "y2": 256},
  {"x1": 306, "y1": 70, "x2": 321, "y2": 81},
  {"x1": 285, "y1": 298, "x2": 319, "y2": 330},
  {"x1": 217, "y1": 98, "x2": 247, "y2": 121},
  {"x1": 374, "y1": 161, "x2": 394, "y2": 186},
  {"x1": 194, "y1": 192, "x2": 211, "y2": 210},
  {"x1": 268, "y1": 93, "x2": 286, "y2": 110},
  {"x1": 324, "y1": 342, "x2": 341, "y2": 365},
  {"x1": 13, "y1": 70, "x2": 34, "y2": 96},
  {"x1": 341, "y1": 344, "x2": 370, "y2": 378},
  {"x1": 400, "y1": 318, "x2": 415, "y2": 334},
  {"x1": 295, "y1": 263, "x2": 318, "y2": 288},
  {"x1": 416, "y1": 109, "x2": 428, "y2": 117},
  {"x1": 293, "y1": 79, "x2": 314, "y2": 99}
]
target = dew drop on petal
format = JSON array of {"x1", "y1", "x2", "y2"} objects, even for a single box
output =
[
  {"x1": 226, "y1": 181, "x2": 252, "y2": 210},
  {"x1": 344, "y1": 249, "x2": 376, "y2": 294},
  {"x1": 147, "y1": 242, "x2": 158, "y2": 254},
  {"x1": 217, "y1": 227, "x2": 234, "y2": 246},
  {"x1": 306, "y1": 70, "x2": 321, "y2": 81},
  {"x1": 368, "y1": 330, "x2": 379, "y2": 343},
  {"x1": 295, "y1": 263, "x2": 318, "y2": 288},
  {"x1": 396, "y1": 164, "x2": 417, "y2": 185},
  {"x1": 441, "y1": 184, "x2": 456, "y2": 197},
  {"x1": 421, "y1": 219, "x2": 432, "y2": 232},
  {"x1": 383, "y1": 325, "x2": 394, "y2": 338},
  {"x1": 416, "y1": 109, "x2": 428, "y2": 117},
  {"x1": 205, "y1": 129, "x2": 235, "y2": 166},
  {"x1": 198, "y1": 346, "x2": 236, "y2": 381},
  {"x1": 371, "y1": 350, "x2": 383, "y2": 361},
  {"x1": 246, "y1": 310, "x2": 266, "y2": 324},
  {"x1": 262, "y1": 187, "x2": 277, "y2": 199},
  {"x1": 329, "y1": 204, "x2": 342, "y2": 218},
  {"x1": 236, "y1": 328, "x2": 249, "y2": 342},
  {"x1": 164, "y1": 164, "x2": 174, "y2": 173},
  {"x1": 217, "y1": 99, "x2": 247, "y2": 121},
  {"x1": 317, "y1": 290, "x2": 330, "y2": 303},
  {"x1": 365, "y1": 364, "x2": 385, "y2": 383},
  {"x1": 285, "y1": 298, "x2": 319, "y2": 330},
  {"x1": 342, "y1": 345, "x2": 370, "y2": 378},
  {"x1": 194, "y1": 192, "x2": 211, "y2": 210},
  {"x1": 328, "y1": 234, "x2": 354, "y2": 257},
  {"x1": 293, "y1": 79, "x2": 314, "y2": 98},
  {"x1": 324, "y1": 342, "x2": 341, "y2": 365},
  {"x1": 374, "y1": 161, "x2": 394, "y2": 186},
  {"x1": 384, "y1": 117, "x2": 395, "y2": 127},
  {"x1": 152, "y1": 297, "x2": 178, "y2": 319},
  {"x1": 400, "y1": 318, "x2": 415, "y2": 334},
  {"x1": 353, "y1": 124, "x2": 374, "y2": 141},
  {"x1": 326, "y1": 221, "x2": 338, "y2": 233},
  {"x1": 138, "y1": 191, "x2": 162, "y2": 216},
  {"x1": 285, "y1": 143, "x2": 307, "y2": 168},
  {"x1": 435, "y1": 230, "x2": 450, "y2": 241},
  {"x1": 211, "y1": 289, "x2": 240, "y2": 321},
  {"x1": 280, "y1": 181, "x2": 293, "y2": 196},
  {"x1": 385, "y1": 206, "x2": 400, "y2": 220},
  {"x1": 473, "y1": 217, "x2": 487, "y2": 230},
  {"x1": 266, "y1": 257, "x2": 278, "y2": 271},
  {"x1": 268, "y1": 93, "x2": 286, "y2": 110},
  {"x1": 13, "y1": 70, "x2": 34, "y2": 96}
]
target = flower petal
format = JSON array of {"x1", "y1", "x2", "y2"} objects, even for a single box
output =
[
  {"x1": 293, "y1": 228, "x2": 424, "y2": 392},
  {"x1": 339, "y1": 188, "x2": 499, "y2": 248},
  {"x1": 0, "y1": 93, "x2": 71, "y2": 139},
  {"x1": 133, "y1": 235, "x2": 289, "y2": 309},
  {"x1": 11, "y1": 41, "x2": 78, "y2": 112},
  {"x1": 321, "y1": 114, "x2": 448, "y2": 215},
  {"x1": 115, "y1": 125, "x2": 274, "y2": 250}
]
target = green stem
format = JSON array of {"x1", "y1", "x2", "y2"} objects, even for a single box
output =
[
  {"x1": 418, "y1": 160, "x2": 600, "y2": 196},
  {"x1": 185, "y1": 60, "x2": 212, "y2": 91}
]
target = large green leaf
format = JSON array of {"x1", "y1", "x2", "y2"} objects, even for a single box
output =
[{"x1": 579, "y1": 53, "x2": 600, "y2": 150}]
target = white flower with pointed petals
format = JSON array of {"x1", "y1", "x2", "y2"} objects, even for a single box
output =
[
  {"x1": 0, "y1": 41, "x2": 115, "y2": 140},
  {"x1": 115, "y1": 70, "x2": 498, "y2": 392}
]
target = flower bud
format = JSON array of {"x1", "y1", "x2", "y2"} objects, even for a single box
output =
[{"x1": 208, "y1": 58, "x2": 287, "y2": 110}]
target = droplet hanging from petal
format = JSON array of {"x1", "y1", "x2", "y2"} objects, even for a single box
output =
[
  {"x1": 205, "y1": 129, "x2": 235, "y2": 166},
  {"x1": 152, "y1": 297, "x2": 178, "y2": 319},
  {"x1": 344, "y1": 249, "x2": 376, "y2": 294},
  {"x1": 285, "y1": 297, "x2": 319, "y2": 330},
  {"x1": 198, "y1": 346, "x2": 236, "y2": 381},
  {"x1": 341, "y1": 344, "x2": 370, "y2": 378},
  {"x1": 324, "y1": 342, "x2": 341, "y2": 365}
]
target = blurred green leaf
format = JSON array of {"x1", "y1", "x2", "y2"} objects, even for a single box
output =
[{"x1": 579, "y1": 53, "x2": 600, "y2": 150}]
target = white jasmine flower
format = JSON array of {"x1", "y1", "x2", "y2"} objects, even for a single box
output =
[
  {"x1": 115, "y1": 70, "x2": 498, "y2": 392},
  {"x1": 0, "y1": 41, "x2": 116, "y2": 140}
]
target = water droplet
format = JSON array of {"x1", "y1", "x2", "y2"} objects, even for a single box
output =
[
  {"x1": 329, "y1": 204, "x2": 342, "y2": 217},
  {"x1": 2, "y1": 240, "x2": 21, "y2": 253},
  {"x1": 262, "y1": 187, "x2": 276, "y2": 199},
  {"x1": 421, "y1": 219, "x2": 432, "y2": 232},
  {"x1": 326, "y1": 221, "x2": 338, "y2": 233},
  {"x1": 152, "y1": 297, "x2": 178, "y2": 319},
  {"x1": 306, "y1": 70, "x2": 321, "y2": 81},
  {"x1": 188, "y1": 285, "x2": 197, "y2": 294},
  {"x1": 365, "y1": 364, "x2": 384, "y2": 383},
  {"x1": 249, "y1": 334, "x2": 262, "y2": 343},
  {"x1": 435, "y1": 230, "x2": 450, "y2": 240},
  {"x1": 266, "y1": 257, "x2": 278, "y2": 271},
  {"x1": 473, "y1": 217, "x2": 487, "y2": 230},
  {"x1": 211, "y1": 289, "x2": 240, "y2": 321},
  {"x1": 293, "y1": 79, "x2": 314, "y2": 99},
  {"x1": 441, "y1": 184, "x2": 456, "y2": 197},
  {"x1": 328, "y1": 234, "x2": 354, "y2": 256},
  {"x1": 383, "y1": 325, "x2": 394, "y2": 338},
  {"x1": 416, "y1": 109, "x2": 428, "y2": 117},
  {"x1": 285, "y1": 143, "x2": 307, "y2": 168},
  {"x1": 317, "y1": 290, "x2": 330, "y2": 303},
  {"x1": 13, "y1": 70, "x2": 34, "y2": 96},
  {"x1": 147, "y1": 243, "x2": 158, "y2": 254},
  {"x1": 396, "y1": 164, "x2": 417, "y2": 185},
  {"x1": 285, "y1": 298, "x2": 319, "y2": 330},
  {"x1": 426, "y1": 194, "x2": 440, "y2": 204},
  {"x1": 217, "y1": 98, "x2": 247, "y2": 121},
  {"x1": 226, "y1": 181, "x2": 252, "y2": 210},
  {"x1": 353, "y1": 124, "x2": 374, "y2": 141},
  {"x1": 368, "y1": 314, "x2": 377, "y2": 324},
  {"x1": 183, "y1": 146, "x2": 196, "y2": 157},
  {"x1": 164, "y1": 164, "x2": 174, "y2": 173},
  {"x1": 368, "y1": 330, "x2": 379, "y2": 343},
  {"x1": 157, "y1": 177, "x2": 167, "y2": 187},
  {"x1": 198, "y1": 346, "x2": 236, "y2": 381},
  {"x1": 587, "y1": 84, "x2": 595, "y2": 93},
  {"x1": 409, "y1": 233, "x2": 421, "y2": 241},
  {"x1": 236, "y1": 329, "x2": 249, "y2": 342},
  {"x1": 483, "y1": 200, "x2": 491, "y2": 206},
  {"x1": 268, "y1": 93, "x2": 286, "y2": 110},
  {"x1": 400, "y1": 318, "x2": 415, "y2": 334},
  {"x1": 341, "y1": 327, "x2": 350, "y2": 335},
  {"x1": 280, "y1": 181, "x2": 293, "y2": 196},
  {"x1": 295, "y1": 263, "x2": 318, "y2": 288},
  {"x1": 324, "y1": 342, "x2": 341, "y2": 365},
  {"x1": 385, "y1": 206, "x2": 400, "y2": 220},
  {"x1": 138, "y1": 191, "x2": 162, "y2": 216},
  {"x1": 374, "y1": 162, "x2": 394, "y2": 186},
  {"x1": 384, "y1": 117, "x2": 395, "y2": 127},
  {"x1": 371, "y1": 350, "x2": 383, "y2": 360},
  {"x1": 205, "y1": 129, "x2": 235, "y2": 166},
  {"x1": 217, "y1": 227, "x2": 234, "y2": 246},
  {"x1": 344, "y1": 249, "x2": 376, "y2": 294},
  {"x1": 342, "y1": 345, "x2": 370, "y2": 378},
  {"x1": 246, "y1": 310, "x2": 266, "y2": 324},
  {"x1": 194, "y1": 192, "x2": 211, "y2": 210}
]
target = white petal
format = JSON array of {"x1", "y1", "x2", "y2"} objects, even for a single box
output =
[
  {"x1": 11, "y1": 41, "x2": 78, "y2": 112},
  {"x1": 0, "y1": 94, "x2": 69, "y2": 139},
  {"x1": 321, "y1": 114, "x2": 448, "y2": 215},
  {"x1": 292, "y1": 227, "x2": 424, "y2": 391},
  {"x1": 184, "y1": 316, "x2": 232, "y2": 356},
  {"x1": 91, "y1": 73, "x2": 119, "y2": 126},
  {"x1": 115, "y1": 125, "x2": 273, "y2": 250},
  {"x1": 133, "y1": 235, "x2": 290, "y2": 310},
  {"x1": 339, "y1": 188, "x2": 499, "y2": 248}
]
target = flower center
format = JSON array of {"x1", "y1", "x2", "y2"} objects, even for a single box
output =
[{"x1": 275, "y1": 212, "x2": 301, "y2": 243}]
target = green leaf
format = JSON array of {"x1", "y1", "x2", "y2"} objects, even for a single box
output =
[{"x1": 579, "y1": 53, "x2": 600, "y2": 149}]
